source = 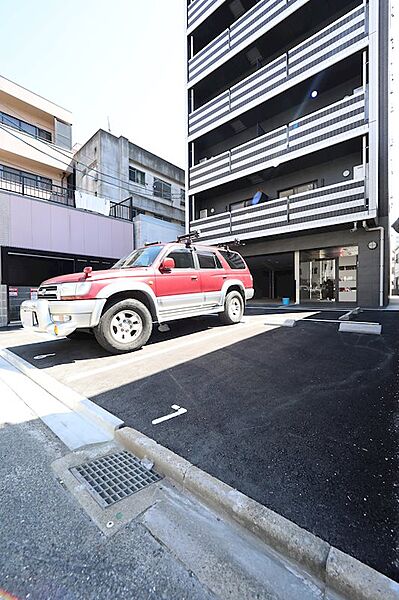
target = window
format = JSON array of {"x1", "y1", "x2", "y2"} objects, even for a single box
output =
[
  {"x1": 153, "y1": 178, "x2": 172, "y2": 201},
  {"x1": 278, "y1": 181, "x2": 317, "y2": 198},
  {"x1": 0, "y1": 111, "x2": 52, "y2": 143},
  {"x1": 167, "y1": 248, "x2": 194, "y2": 269},
  {"x1": 220, "y1": 250, "x2": 246, "y2": 270},
  {"x1": 180, "y1": 188, "x2": 185, "y2": 207},
  {"x1": 129, "y1": 167, "x2": 146, "y2": 186},
  {"x1": 197, "y1": 252, "x2": 222, "y2": 269},
  {"x1": 112, "y1": 245, "x2": 164, "y2": 269},
  {"x1": 0, "y1": 164, "x2": 52, "y2": 190}
]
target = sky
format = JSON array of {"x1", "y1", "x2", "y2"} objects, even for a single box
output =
[{"x1": 0, "y1": 0, "x2": 186, "y2": 168}]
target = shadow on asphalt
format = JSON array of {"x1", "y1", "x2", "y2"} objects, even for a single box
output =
[{"x1": 86, "y1": 313, "x2": 398, "y2": 582}]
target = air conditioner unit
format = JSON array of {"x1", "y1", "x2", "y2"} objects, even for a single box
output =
[{"x1": 199, "y1": 209, "x2": 208, "y2": 219}]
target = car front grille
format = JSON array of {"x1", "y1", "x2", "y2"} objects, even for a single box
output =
[{"x1": 37, "y1": 285, "x2": 59, "y2": 300}]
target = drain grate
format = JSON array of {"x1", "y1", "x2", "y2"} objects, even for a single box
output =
[{"x1": 70, "y1": 451, "x2": 162, "y2": 507}]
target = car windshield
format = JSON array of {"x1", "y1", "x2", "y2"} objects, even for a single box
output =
[{"x1": 112, "y1": 245, "x2": 164, "y2": 269}]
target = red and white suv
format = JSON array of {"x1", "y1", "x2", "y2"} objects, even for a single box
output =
[{"x1": 20, "y1": 242, "x2": 254, "y2": 354}]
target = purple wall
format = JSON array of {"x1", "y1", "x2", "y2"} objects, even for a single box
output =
[{"x1": 7, "y1": 194, "x2": 134, "y2": 259}]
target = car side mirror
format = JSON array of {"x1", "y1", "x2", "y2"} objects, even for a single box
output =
[{"x1": 160, "y1": 257, "x2": 175, "y2": 273}]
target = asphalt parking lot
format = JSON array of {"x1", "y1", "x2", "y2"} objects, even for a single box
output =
[{"x1": 3, "y1": 309, "x2": 398, "y2": 581}]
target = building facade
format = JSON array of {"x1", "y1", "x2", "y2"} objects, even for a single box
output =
[
  {"x1": 0, "y1": 76, "x2": 135, "y2": 325},
  {"x1": 186, "y1": 0, "x2": 390, "y2": 306},
  {"x1": 74, "y1": 130, "x2": 185, "y2": 249}
]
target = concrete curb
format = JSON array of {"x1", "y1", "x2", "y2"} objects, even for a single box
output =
[
  {"x1": 117, "y1": 427, "x2": 399, "y2": 600},
  {"x1": 338, "y1": 322, "x2": 382, "y2": 335},
  {"x1": 0, "y1": 348, "x2": 123, "y2": 436}
]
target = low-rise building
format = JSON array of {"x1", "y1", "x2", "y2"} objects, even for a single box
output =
[
  {"x1": 73, "y1": 130, "x2": 185, "y2": 249},
  {"x1": 0, "y1": 76, "x2": 135, "y2": 325}
]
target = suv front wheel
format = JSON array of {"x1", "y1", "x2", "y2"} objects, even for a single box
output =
[
  {"x1": 94, "y1": 298, "x2": 153, "y2": 354},
  {"x1": 219, "y1": 290, "x2": 244, "y2": 325}
]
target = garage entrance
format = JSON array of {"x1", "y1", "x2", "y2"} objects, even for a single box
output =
[{"x1": 245, "y1": 253, "x2": 295, "y2": 302}]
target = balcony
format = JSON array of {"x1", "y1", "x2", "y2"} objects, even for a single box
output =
[
  {"x1": 0, "y1": 173, "x2": 135, "y2": 222},
  {"x1": 187, "y1": 0, "x2": 227, "y2": 34},
  {"x1": 189, "y1": 90, "x2": 367, "y2": 193},
  {"x1": 188, "y1": 5, "x2": 367, "y2": 139},
  {"x1": 188, "y1": 0, "x2": 311, "y2": 85},
  {"x1": 190, "y1": 178, "x2": 371, "y2": 244}
]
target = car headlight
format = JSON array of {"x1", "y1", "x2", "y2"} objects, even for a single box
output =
[{"x1": 59, "y1": 282, "x2": 92, "y2": 299}]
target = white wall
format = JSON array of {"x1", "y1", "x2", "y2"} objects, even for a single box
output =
[{"x1": 133, "y1": 214, "x2": 184, "y2": 248}]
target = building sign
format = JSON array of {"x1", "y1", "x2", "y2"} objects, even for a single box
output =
[
  {"x1": 30, "y1": 288, "x2": 38, "y2": 300},
  {"x1": 8, "y1": 287, "x2": 18, "y2": 297}
]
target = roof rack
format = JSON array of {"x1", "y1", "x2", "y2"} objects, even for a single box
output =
[
  {"x1": 144, "y1": 241, "x2": 163, "y2": 246},
  {"x1": 217, "y1": 238, "x2": 245, "y2": 252},
  {"x1": 176, "y1": 231, "x2": 199, "y2": 247}
]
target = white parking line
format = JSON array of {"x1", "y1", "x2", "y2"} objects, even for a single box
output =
[
  {"x1": 65, "y1": 319, "x2": 268, "y2": 383},
  {"x1": 152, "y1": 404, "x2": 187, "y2": 425}
]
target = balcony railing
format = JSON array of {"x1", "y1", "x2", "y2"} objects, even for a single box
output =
[
  {"x1": 189, "y1": 90, "x2": 367, "y2": 193},
  {"x1": 0, "y1": 173, "x2": 75, "y2": 207},
  {"x1": 187, "y1": 0, "x2": 227, "y2": 33},
  {"x1": 0, "y1": 173, "x2": 135, "y2": 222},
  {"x1": 190, "y1": 178, "x2": 369, "y2": 244},
  {"x1": 188, "y1": 0, "x2": 311, "y2": 84},
  {"x1": 188, "y1": 5, "x2": 367, "y2": 139}
]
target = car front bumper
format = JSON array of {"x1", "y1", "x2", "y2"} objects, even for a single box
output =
[{"x1": 20, "y1": 298, "x2": 106, "y2": 337}]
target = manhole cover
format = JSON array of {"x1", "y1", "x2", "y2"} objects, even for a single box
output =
[{"x1": 70, "y1": 451, "x2": 162, "y2": 507}]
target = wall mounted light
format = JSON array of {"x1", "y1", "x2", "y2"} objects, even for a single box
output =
[{"x1": 311, "y1": 90, "x2": 318, "y2": 98}]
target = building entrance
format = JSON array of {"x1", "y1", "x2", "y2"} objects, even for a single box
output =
[
  {"x1": 245, "y1": 253, "x2": 295, "y2": 302},
  {"x1": 299, "y1": 246, "x2": 358, "y2": 303}
]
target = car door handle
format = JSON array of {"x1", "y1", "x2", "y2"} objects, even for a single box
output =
[
  {"x1": 191, "y1": 275, "x2": 198, "y2": 280},
  {"x1": 222, "y1": 275, "x2": 227, "y2": 279}
]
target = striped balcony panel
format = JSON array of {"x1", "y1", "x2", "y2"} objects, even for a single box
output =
[
  {"x1": 190, "y1": 211, "x2": 231, "y2": 238},
  {"x1": 188, "y1": 5, "x2": 366, "y2": 139},
  {"x1": 189, "y1": 29, "x2": 229, "y2": 82},
  {"x1": 188, "y1": 0, "x2": 311, "y2": 83},
  {"x1": 229, "y1": 0, "x2": 286, "y2": 49},
  {"x1": 288, "y1": 92, "x2": 365, "y2": 150},
  {"x1": 190, "y1": 179, "x2": 367, "y2": 243},
  {"x1": 188, "y1": 0, "x2": 227, "y2": 32},
  {"x1": 288, "y1": 5, "x2": 367, "y2": 77},
  {"x1": 190, "y1": 151, "x2": 231, "y2": 187}
]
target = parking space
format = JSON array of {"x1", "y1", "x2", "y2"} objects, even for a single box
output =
[{"x1": 2, "y1": 309, "x2": 398, "y2": 581}]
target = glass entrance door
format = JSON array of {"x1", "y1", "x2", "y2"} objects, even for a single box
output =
[{"x1": 300, "y1": 247, "x2": 358, "y2": 303}]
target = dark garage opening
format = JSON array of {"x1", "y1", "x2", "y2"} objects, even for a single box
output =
[{"x1": 245, "y1": 252, "x2": 295, "y2": 302}]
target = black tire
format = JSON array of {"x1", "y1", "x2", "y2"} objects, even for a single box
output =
[
  {"x1": 219, "y1": 290, "x2": 244, "y2": 325},
  {"x1": 94, "y1": 299, "x2": 153, "y2": 354}
]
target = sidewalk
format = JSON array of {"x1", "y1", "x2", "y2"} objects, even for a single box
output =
[{"x1": 0, "y1": 369, "x2": 324, "y2": 600}]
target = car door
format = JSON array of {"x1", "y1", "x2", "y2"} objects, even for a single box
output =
[
  {"x1": 196, "y1": 249, "x2": 226, "y2": 308},
  {"x1": 155, "y1": 247, "x2": 202, "y2": 316}
]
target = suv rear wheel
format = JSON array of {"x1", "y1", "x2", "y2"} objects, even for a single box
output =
[
  {"x1": 219, "y1": 290, "x2": 244, "y2": 325},
  {"x1": 94, "y1": 299, "x2": 153, "y2": 354}
]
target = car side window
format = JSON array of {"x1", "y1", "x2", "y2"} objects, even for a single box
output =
[
  {"x1": 167, "y1": 248, "x2": 195, "y2": 269},
  {"x1": 219, "y1": 250, "x2": 246, "y2": 269},
  {"x1": 197, "y1": 252, "x2": 222, "y2": 269}
]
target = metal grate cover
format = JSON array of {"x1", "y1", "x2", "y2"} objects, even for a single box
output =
[{"x1": 70, "y1": 451, "x2": 162, "y2": 507}]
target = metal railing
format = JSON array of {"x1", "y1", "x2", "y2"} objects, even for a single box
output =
[
  {"x1": 190, "y1": 178, "x2": 368, "y2": 243},
  {"x1": 0, "y1": 173, "x2": 75, "y2": 207},
  {"x1": 187, "y1": 0, "x2": 227, "y2": 32},
  {"x1": 188, "y1": 0, "x2": 311, "y2": 83},
  {"x1": 109, "y1": 196, "x2": 135, "y2": 221},
  {"x1": 189, "y1": 90, "x2": 367, "y2": 192},
  {"x1": 188, "y1": 5, "x2": 367, "y2": 138}
]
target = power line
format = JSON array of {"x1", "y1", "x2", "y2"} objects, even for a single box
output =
[
  {"x1": 0, "y1": 122, "x2": 185, "y2": 203},
  {"x1": 0, "y1": 111, "x2": 185, "y2": 199}
]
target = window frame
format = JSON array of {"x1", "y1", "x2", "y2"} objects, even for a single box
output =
[
  {"x1": 129, "y1": 167, "x2": 146, "y2": 186},
  {"x1": 197, "y1": 251, "x2": 223, "y2": 269},
  {"x1": 0, "y1": 164, "x2": 52, "y2": 190},
  {"x1": 0, "y1": 110, "x2": 52, "y2": 143},
  {"x1": 166, "y1": 247, "x2": 195, "y2": 269},
  {"x1": 153, "y1": 177, "x2": 172, "y2": 201},
  {"x1": 278, "y1": 180, "x2": 317, "y2": 199}
]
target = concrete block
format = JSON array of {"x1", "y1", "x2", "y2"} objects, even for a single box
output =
[
  {"x1": 338, "y1": 322, "x2": 382, "y2": 335},
  {"x1": 326, "y1": 548, "x2": 399, "y2": 600},
  {"x1": 283, "y1": 319, "x2": 297, "y2": 327}
]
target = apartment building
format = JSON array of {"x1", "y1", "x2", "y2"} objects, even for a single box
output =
[
  {"x1": 186, "y1": 0, "x2": 390, "y2": 306},
  {"x1": 0, "y1": 76, "x2": 135, "y2": 325},
  {"x1": 74, "y1": 130, "x2": 185, "y2": 249}
]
